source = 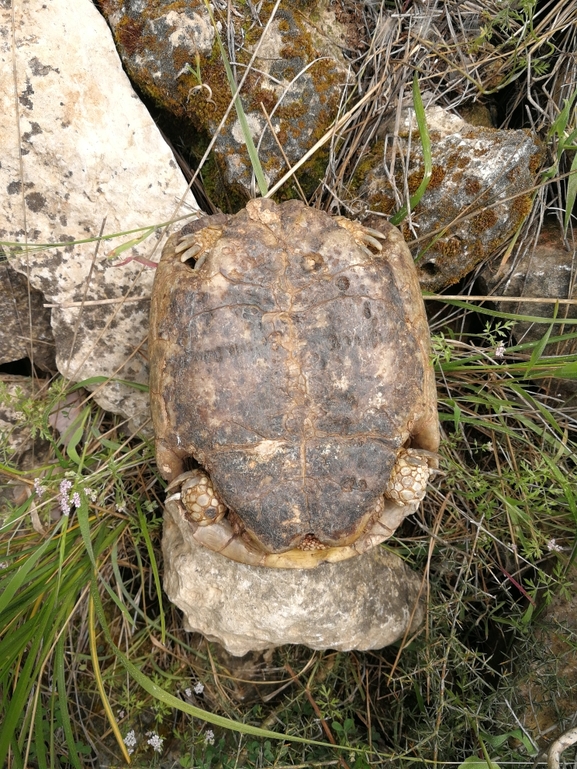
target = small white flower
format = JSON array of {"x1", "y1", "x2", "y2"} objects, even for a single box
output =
[
  {"x1": 117, "y1": 709, "x2": 125, "y2": 718},
  {"x1": 33, "y1": 478, "x2": 46, "y2": 497},
  {"x1": 147, "y1": 732, "x2": 164, "y2": 753},
  {"x1": 204, "y1": 729, "x2": 215, "y2": 745},
  {"x1": 116, "y1": 503, "x2": 126, "y2": 513},
  {"x1": 71, "y1": 492, "x2": 81, "y2": 508},
  {"x1": 494, "y1": 344, "x2": 506, "y2": 359},
  {"x1": 184, "y1": 687, "x2": 192, "y2": 698},
  {"x1": 547, "y1": 538, "x2": 564, "y2": 552},
  {"x1": 194, "y1": 681, "x2": 205, "y2": 695},
  {"x1": 124, "y1": 729, "x2": 137, "y2": 756},
  {"x1": 59, "y1": 479, "x2": 72, "y2": 516},
  {"x1": 85, "y1": 487, "x2": 98, "y2": 502}
]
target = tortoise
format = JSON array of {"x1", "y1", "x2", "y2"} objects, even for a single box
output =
[{"x1": 150, "y1": 199, "x2": 439, "y2": 568}]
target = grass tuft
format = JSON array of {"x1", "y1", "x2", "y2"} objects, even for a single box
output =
[{"x1": 2, "y1": 1, "x2": 577, "y2": 766}]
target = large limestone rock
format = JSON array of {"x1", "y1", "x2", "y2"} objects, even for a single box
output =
[
  {"x1": 0, "y1": 0, "x2": 197, "y2": 431},
  {"x1": 480, "y1": 219, "x2": 577, "y2": 401},
  {"x1": 360, "y1": 105, "x2": 543, "y2": 291},
  {"x1": 163, "y1": 502, "x2": 425, "y2": 656}
]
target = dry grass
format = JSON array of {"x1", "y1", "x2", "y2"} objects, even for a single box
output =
[{"x1": 1, "y1": 1, "x2": 577, "y2": 767}]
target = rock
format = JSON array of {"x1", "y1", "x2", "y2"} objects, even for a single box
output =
[
  {"x1": 98, "y1": 0, "x2": 349, "y2": 202},
  {"x1": 0, "y1": 0, "x2": 197, "y2": 432},
  {"x1": 0, "y1": 262, "x2": 55, "y2": 371},
  {"x1": 359, "y1": 106, "x2": 543, "y2": 291},
  {"x1": 480, "y1": 219, "x2": 577, "y2": 400},
  {"x1": 163, "y1": 501, "x2": 424, "y2": 656},
  {"x1": 513, "y1": 564, "x2": 577, "y2": 744}
]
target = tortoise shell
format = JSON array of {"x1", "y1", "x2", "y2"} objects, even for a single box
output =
[{"x1": 150, "y1": 199, "x2": 439, "y2": 567}]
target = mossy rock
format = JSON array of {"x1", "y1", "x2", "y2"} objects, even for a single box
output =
[
  {"x1": 98, "y1": 0, "x2": 349, "y2": 205},
  {"x1": 357, "y1": 108, "x2": 544, "y2": 291}
]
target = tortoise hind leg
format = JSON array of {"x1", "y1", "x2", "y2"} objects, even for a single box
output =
[
  {"x1": 166, "y1": 469, "x2": 226, "y2": 526},
  {"x1": 386, "y1": 448, "x2": 437, "y2": 505}
]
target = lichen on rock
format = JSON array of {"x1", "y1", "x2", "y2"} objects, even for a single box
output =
[
  {"x1": 98, "y1": 0, "x2": 350, "y2": 202},
  {"x1": 358, "y1": 106, "x2": 544, "y2": 291}
]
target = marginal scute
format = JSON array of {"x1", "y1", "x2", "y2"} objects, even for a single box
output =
[{"x1": 150, "y1": 199, "x2": 440, "y2": 567}]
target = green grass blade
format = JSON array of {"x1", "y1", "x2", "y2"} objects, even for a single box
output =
[
  {"x1": 525, "y1": 303, "x2": 557, "y2": 376},
  {"x1": 0, "y1": 529, "x2": 60, "y2": 617},
  {"x1": 0, "y1": 594, "x2": 57, "y2": 768},
  {"x1": 55, "y1": 635, "x2": 84, "y2": 769},
  {"x1": 390, "y1": 74, "x2": 432, "y2": 225},
  {"x1": 564, "y1": 152, "x2": 577, "y2": 234},
  {"x1": 204, "y1": 0, "x2": 268, "y2": 196},
  {"x1": 33, "y1": 702, "x2": 48, "y2": 769},
  {"x1": 65, "y1": 407, "x2": 90, "y2": 466},
  {"x1": 88, "y1": 591, "x2": 132, "y2": 764},
  {"x1": 436, "y1": 297, "x2": 577, "y2": 326},
  {"x1": 76, "y1": 493, "x2": 96, "y2": 569},
  {"x1": 137, "y1": 503, "x2": 165, "y2": 642},
  {"x1": 89, "y1": 578, "x2": 350, "y2": 753}
]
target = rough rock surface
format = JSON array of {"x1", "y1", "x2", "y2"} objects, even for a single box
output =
[
  {"x1": 360, "y1": 106, "x2": 543, "y2": 291},
  {"x1": 98, "y1": 0, "x2": 348, "y2": 201},
  {"x1": 480, "y1": 219, "x2": 577, "y2": 400},
  {"x1": 0, "y1": 262, "x2": 55, "y2": 371},
  {"x1": 163, "y1": 501, "x2": 424, "y2": 655},
  {"x1": 0, "y1": 0, "x2": 197, "y2": 431}
]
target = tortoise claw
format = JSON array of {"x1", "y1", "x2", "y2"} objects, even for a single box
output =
[
  {"x1": 176, "y1": 239, "x2": 203, "y2": 264},
  {"x1": 361, "y1": 225, "x2": 387, "y2": 241},
  {"x1": 359, "y1": 232, "x2": 384, "y2": 252},
  {"x1": 174, "y1": 235, "x2": 198, "y2": 254},
  {"x1": 335, "y1": 217, "x2": 383, "y2": 253},
  {"x1": 174, "y1": 226, "x2": 223, "y2": 267}
]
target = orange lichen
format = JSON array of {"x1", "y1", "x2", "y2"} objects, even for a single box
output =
[
  {"x1": 464, "y1": 177, "x2": 482, "y2": 196},
  {"x1": 428, "y1": 165, "x2": 446, "y2": 189},
  {"x1": 471, "y1": 209, "x2": 498, "y2": 233},
  {"x1": 115, "y1": 17, "x2": 145, "y2": 56},
  {"x1": 511, "y1": 194, "x2": 533, "y2": 223}
]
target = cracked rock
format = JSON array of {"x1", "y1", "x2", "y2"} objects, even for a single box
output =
[
  {"x1": 163, "y1": 501, "x2": 425, "y2": 656},
  {"x1": 0, "y1": 0, "x2": 197, "y2": 432}
]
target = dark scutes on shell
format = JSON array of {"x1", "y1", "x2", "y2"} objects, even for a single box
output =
[{"x1": 150, "y1": 199, "x2": 438, "y2": 554}]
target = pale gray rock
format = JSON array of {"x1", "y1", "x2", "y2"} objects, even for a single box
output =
[
  {"x1": 480, "y1": 219, "x2": 577, "y2": 401},
  {"x1": 163, "y1": 502, "x2": 424, "y2": 656},
  {"x1": 481, "y1": 220, "x2": 577, "y2": 351},
  {"x1": 0, "y1": 0, "x2": 197, "y2": 431}
]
